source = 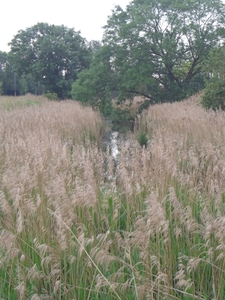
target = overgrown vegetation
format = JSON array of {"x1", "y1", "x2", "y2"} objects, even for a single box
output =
[
  {"x1": 201, "y1": 81, "x2": 225, "y2": 110},
  {"x1": 201, "y1": 47, "x2": 225, "y2": 110},
  {"x1": 72, "y1": 0, "x2": 225, "y2": 113},
  {"x1": 43, "y1": 92, "x2": 59, "y2": 101},
  {"x1": 0, "y1": 94, "x2": 48, "y2": 110},
  {"x1": 1, "y1": 94, "x2": 225, "y2": 299},
  {"x1": 1, "y1": 0, "x2": 225, "y2": 115}
]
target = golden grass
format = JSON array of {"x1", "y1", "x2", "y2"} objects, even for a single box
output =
[{"x1": 1, "y1": 94, "x2": 225, "y2": 299}]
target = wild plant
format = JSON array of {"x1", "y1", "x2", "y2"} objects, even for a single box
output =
[{"x1": 1, "y1": 94, "x2": 225, "y2": 299}]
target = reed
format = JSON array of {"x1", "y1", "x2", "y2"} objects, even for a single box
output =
[{"x1": 1, "y1": 94, "x2": 225, "y2": 299}]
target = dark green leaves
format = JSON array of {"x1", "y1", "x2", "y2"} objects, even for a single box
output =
[
  {"x1": 72, "y1": 45, "x2": 118, "y2": 115},
  {"x1": 76, "y1": 0, "x2": 225, "y2": 111},
  {"x1": 201, "y1": 46, "x2": 225, "y2": 110},
  {"x1": 9, "y1": 23, "x2": 91, "y2": 99}
]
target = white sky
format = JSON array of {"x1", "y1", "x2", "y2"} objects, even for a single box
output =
[{"x1": 0, "y1": 0, "x2": 131, "y2": 52}]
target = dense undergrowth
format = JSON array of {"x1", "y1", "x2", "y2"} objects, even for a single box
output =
[{"x1": 1, "y1": 94, "x2": 225, "y2": 299}]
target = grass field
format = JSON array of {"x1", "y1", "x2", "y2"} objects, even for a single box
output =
[
  {"x1": 0, "y1": 94, "x2": 48, "y2": 110},
  {"x1": 1, "y1": 94, "x2": 225, "y2": 299}
]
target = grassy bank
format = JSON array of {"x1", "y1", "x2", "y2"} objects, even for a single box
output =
[
  {"x1": 1, "y1": 94, "x2": 225, "y2": 299},
  {"x1": 0, "y1": 94, "x2": 48, "y2": 110}
]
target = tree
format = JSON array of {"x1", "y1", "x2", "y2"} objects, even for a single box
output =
[
  {"x1": 0, "y1": 51, "x2": 37, "y2": 95},
  {"x1": 0, "y1": 51, "x2": 7, "y2": 93},
  {"x1": 0, "y1": 51, "x2": 7, "y2": 71},
  {"x1": 0, "y1": 51, "x2": 13, "y2": 95},
  {"x1": 9, "y1": 23, "x2": 91, "y2": 99},
  {"x1": 203, "y1": 46, "x2": 225, "y2": 80},
  {"x1": 201, "y1": 46, "x2": 225, "y2": 110},
  {"x1": 73, "y1": 0, "x2": 225, "y2": 111},
  {"x1": 72, "y1": 45, "x2": 118, "y2": 115},
  {"x1": 88, "y1": 40, "x2": 102, "y2": 55}
]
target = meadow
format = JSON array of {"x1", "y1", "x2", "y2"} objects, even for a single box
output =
[{"x1": 1, "y1": 94, "x2": 225, "y2": 299}]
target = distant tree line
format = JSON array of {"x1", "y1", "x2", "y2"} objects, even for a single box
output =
[
  {"x1": 0, "y1": 23, "x2": 99, "y2": 98},
  {"x1": 1, "y1": 0, "x2": 225, "y2": 113},
  {"x1": 0, "y1": 51, "x2": 45, "y2": 96}
]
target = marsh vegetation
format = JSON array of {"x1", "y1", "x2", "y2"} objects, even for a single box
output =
[{"x1": 1, "y1": 94, "x2": 225, "y2": 299}]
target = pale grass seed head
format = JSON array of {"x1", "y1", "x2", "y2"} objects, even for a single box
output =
[{"x1": 2, "y1": 94, "x2": 225, "y2": 298}]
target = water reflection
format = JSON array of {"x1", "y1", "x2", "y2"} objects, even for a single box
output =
[{"x1": 111, "y1": 131, "x2": 119, "y2": 160}]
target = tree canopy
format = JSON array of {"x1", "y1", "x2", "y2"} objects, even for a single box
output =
[
  {"x1": 201, "y1": 46, "x2": 225, "y2": 110},
  {"x1": 72, "y1": 0, "x2": 225, "y2": 112},
  {"x1": 9, "y1": 23, "x2": 91, "y2": 98}
]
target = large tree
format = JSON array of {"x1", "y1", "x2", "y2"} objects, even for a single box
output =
[
  {"x1": 72, "y1": 0, "x2": 225, "y2": 111},
  {"x1": 9, "y1": 23, "x2": 91, "y2": 98}
]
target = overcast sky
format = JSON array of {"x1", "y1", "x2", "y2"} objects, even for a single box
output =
[{"x1": 0, "y1": 0, "x2": 131, "y2": 52}]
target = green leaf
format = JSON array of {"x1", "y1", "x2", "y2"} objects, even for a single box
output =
[{"x1": 8, "y1": 23, "x2": 92, "y2": 99}]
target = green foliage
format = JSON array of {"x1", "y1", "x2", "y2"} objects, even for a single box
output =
[
  {"x1": 0, "y1": 81, "x2": 3, "y2": 95},
  {"x1": 88, "y1": 40, "x2": 102, "y2": 55},
  {"x1": 110, "y1": 108, "x2": 134, "y2": 131},
  {"x1": 0, "y1": 51, "x2": 8, "y2": 95},
  {"x1": 137, "y1": 131, "x2": 148, "y2": 147},
  {"x1": 73, "y1": 0, "x2": 225, "y2": 113},
  {"x1": 0, "y1": 51, "x2": 7, "y2": 72},
  {"x1": 201, "y1": 46, "x2": 225, "y2": 110},
  {"x1": 17, "y1": 75, "x2": 28, "y2": 95},
  {"x1": 72, "y1": 45, "x2": 117, "y2": 105},
  {"x1": 201, "y1": 81, "x2": 225, "y2": 110},
  {"x1": 0, "y1": 51, "x2": 41, "y2": 96},
  {"x1": 105, "y1": 0, "x2": 225, "y2": 100},
  {"x1": 9, "y1": 23, "x2": 91, "y2": 99},
  {"x1": 203, "y1": 46, "x2": 225, "y2": 79},
  {"x1": 43, "y1": 92, "x2": 59, "y2": 101}
]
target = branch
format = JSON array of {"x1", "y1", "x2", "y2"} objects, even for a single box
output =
[
  {"x1": 124, "y1": 89, "x2": 151, "y2": 99},
  {"x1": 185, "y1": 57, "x2": 200, "y2": 81}
]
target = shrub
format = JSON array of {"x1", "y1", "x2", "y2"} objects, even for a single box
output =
[
  {"x1": 137, "y1": 131, "x2": 148, "y2": 147},
  {"x1": 43, "y1": 92, "x2": 59, "y2": 101},
  {"x1": 201, "y1": 81, "x2": 225, "y2": 110}
]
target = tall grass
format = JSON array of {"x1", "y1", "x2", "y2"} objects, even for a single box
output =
[
  {"x1": 0, "y1": 94, "x2": 48, "y2": 110},
  {"x1": 1, "y1": 94, "x2": 225, "y2": 299}
]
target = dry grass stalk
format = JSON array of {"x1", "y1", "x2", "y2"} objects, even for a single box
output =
[{"x1": 2, "y1": 94, "x2": 225, "y2": 299}]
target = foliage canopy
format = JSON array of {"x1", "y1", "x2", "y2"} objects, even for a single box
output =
[
  {"x1": 201, "y1": 46, "x2": 225, "y2": 110},
  {"x1": 72, "y1": 0, "x2": 225, "y2": 112},
  {"x1": 9, "y1": 23, "x2": 91, "y2": 99}
]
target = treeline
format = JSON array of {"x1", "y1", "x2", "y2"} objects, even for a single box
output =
[
  {"x1": 71, "y1": 0, "x2": 225, "y2": 114},
  {"x1": 1, "y1": 0, "x2": 225, "y2": 113},
  {"x1": 0, "y1": 23, "x2": 100, "y2": 99},
  {"x1": 0, "y1": 55, "x2": 44, "y2": 96}
]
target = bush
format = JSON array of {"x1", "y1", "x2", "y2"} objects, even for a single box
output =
[
  {"x1": 137, "y1": 131, "x2": 148, "y2": 147},
  {"x1": 43, "y1": 92, "x2": 59, "y2": 101},
  {"x1": 201, "y1": 81, "x2": 225, "y2": 110}
]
